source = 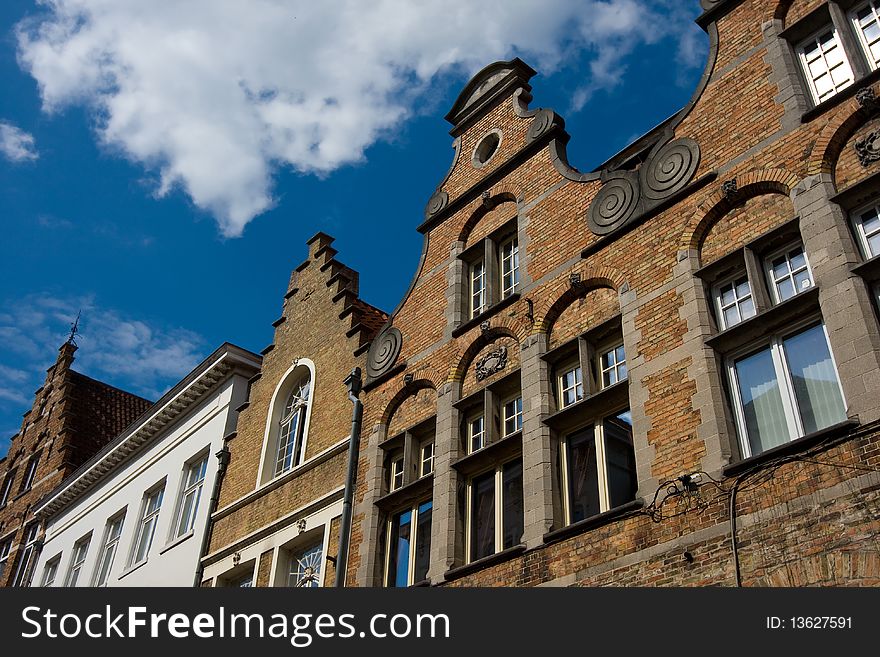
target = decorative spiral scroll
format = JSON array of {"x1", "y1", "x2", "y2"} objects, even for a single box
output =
[
  {"x1": 424, "y1": 191, "x2": 449, "y2": 219},
  {"x1": 367, "y1": 326, "x2": 402, "y2": 379},
  {"x1": 639, "y1": 137, "x2": 700, "y2": 201},
  {"x1": 527, "y1": 109, "x2": 556, "y2": 142},
  {"x1": 587, "y1": 174, "x2": 639, "y2": 235}
]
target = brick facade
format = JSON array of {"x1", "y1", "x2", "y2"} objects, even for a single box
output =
[{"x1": 0, "y1": 342, "x2": 151, "y2": 587}]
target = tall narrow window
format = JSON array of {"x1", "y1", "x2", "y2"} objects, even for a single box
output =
[
  {"x1": 131, "y1": 486, "x2": 164, "y2": 566},
  {"x1": 65, "y1": 535, "x2": 91, "y2": 587},
  {"x1": 500, "y1": 236, "x2": 520, "y2": 298},
  {"x1": 730, "y1": 323, "x2": 847, "y2": 457},
  {"x1": 420, "y1": 443, "x2": 435, "y2": 477},
  {"x1": 287, "y1": 541, "x2": 323, "y2": 587},
  {"x1": 93, "y1": 513, "x2": 125, "y2": 587},
  {"x1": 276, "y1": 380, "x2": 311, "y2": 476},
  {"x1": 852, "y1": 1, "x2": 880, "y2": 69},
  {"x1": 41, "y1": 555, "x2": 60, "y2": 587},
  {"x1": 11, "y1": 523, "x2": 40, "y2": 587},
  {"x1": 470, "y1": 260, "x2": 486, "y2": 318},
  {"x1": 0, "y1": 468, "x2": 16, "y2": 507},
  {"x1": 390, "y1": 457, "x2": 404, "y2": 492},
  {"x1": 0, "y1": 537, "x2": 12, "y2": 582},
  {"x1": 797, "y1": 28, "x2": 855, "y2": 104},
  {"x1": 19, "y1": 453, "x2": 40, "y2": 493},
  {"x1": 468, "y1": 459, "x2": 523, "y2": 562},
  {"x1": 468, "y1": 415, "x2": 485, "y2": 453},
  {"x1": 600, "y1": 345, "x2": 627, "y2": 388},
  {"x1": 385, "y1": 500, "x2": 432, "y2": 587},
  {"x1": 502, "y1": 395, "x2": 523, "y2": 436},
  {"x1": 853, "y1": 204, "x2": 880, "y2": 258},
  {"x1": 766, "y1": 244, "x2": 813, "y2": 303},
  {"x1": 174, "y1": 454, "x2": 208, "y2": 538}
]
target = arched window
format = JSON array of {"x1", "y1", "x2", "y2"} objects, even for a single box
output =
[
  {"x1": 258, "y1": 360, "x2": 316, "y2": 487},
  {"x1": 275, "y1": 379, "x2": 311, "y2": 476}
]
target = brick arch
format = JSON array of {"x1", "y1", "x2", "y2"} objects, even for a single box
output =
[
  {"x1": 679, "y1": 169, "x2": 799, "y2": 253},
  {"x1": 457, "y1": 190, "x2": 519, "y2": 243},
  {"x1": 530, "y1": 264, "x2": 626, "y2": 334},
  {"x1": 773, "y1": 0, "x2": 794, "y2": 23},
  {"x1": 807, "y1": 84, "x2": 880, "y2": 180},
  {"x1": 448, "y1": 326, "x2": 519, "y2": 384},
  {"x1": 380, "y1": 379, "x2": 438, "y2": 426}
]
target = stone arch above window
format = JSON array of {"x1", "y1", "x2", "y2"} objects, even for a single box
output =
[{"x1": 257, "y1": 359, "x2": 316, "y2": 487}]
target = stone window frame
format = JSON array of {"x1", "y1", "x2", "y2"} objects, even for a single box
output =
[
  {"x1": 463, "y1": 457, "x2": 524, "y2": 564},
  {"x1": 556, "y1": 408, "x2": 637, "y2": 527},
  {"x1": 91, "y1": 508, "x2": 126, "y2": 587},
  {"x1": 724, "y1": 318, "x2": 848, "y2": 460},
  {"x1": 712, "y1": 273, "x2": 758, "y2": 331},
  {"x1": 256, "y1": 358, "x2": 316, "y2": 488},
  {"x1": 64, "y1": 530, "x2": 92, "y2": 587},
  {"x1": 782, "y1": 0, "x2": 880, "y2": 110},
  {"x1": 0, "y1": 467, "x2": 17, "y2": 508},
  {"x1": 850, "y1": 199, "x2": 880, "y2": 259},
  {"x1": 455, "y1": 370, "x2": 522, "y2": 456},
  {"x1": 18, "y1": 451, "x2": 40, "y2": 494},
  {"x1": 458, "y1": 218, "x2": 521, "y2": 325},
  {"x1": 380, "y1": 416, "x2": 436, "y2": 497},
  {"x1": 40, "y1": 552, "x2": 61, "y2": 587},
  {"x1": 383, "y1": 499, "x2": 433, "y2": 587},
  {"x1": 763, "y1": 241, "x2": 816, "y2": 304}
]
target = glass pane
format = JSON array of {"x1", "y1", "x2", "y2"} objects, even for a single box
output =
[
  {"x1": 603, "y1": 411, "x2": 637, "y2": 509},
  {"x1": 721, "y1": 284, "x2": 735, "y2": 306},
  {"x1": 740, "y1": 296, "x2": 756, "y2": 320},
  {"x1": 502, "y1": 460, "x2": 523, "y2": 549},
  {"x1": 389, "y1": 510, "x2": 411, "y2": 587},
  {"x1": 289, "y1": 542, "x2": 323, "y2": 587},
  {"x1": 723, "y1": 305, "x2": 740, "y2": 328},
  {"x1": 414, "y1": 501, "x2": 432, "y2": 583},
  {"x1": 566, "y1": 427, "x2": 600, "y2": 522},
  {"x1": 618, "y1": 362, "x2": 627, "y2": 382},
  {"x1": 471, "y1": 471, "x2": 495, "y2": 561},
  {"x1": 863, "y1": 210, "x2": 880, "y2": 235},
  {"x1": 603, "y1": 368, "x2": 617, "y2": 387},
  {"x1": 783, "y1": 325, "x2": 847, "y2": 435},
  {"x1": 776, "y1": 277, "x2": 795, "y2": 301},
  {"x1": 735, "y1": 278, "x2": 751, "y2": 299},
  {"x1": 177, "y1": 490, "x2": 196, "y2": 536},
  {"x1": 789, "y1": 247, "x2": 806, "y2": 270},
  {"x1": 793, "y1": 268, "x2": 812, "y2": 292},
  {"x1": 735, "y1": 347, "x2": 790, "y2": 455},
  {"x1": 868, "y1": 232, "x2": 880, "y2": 257}
]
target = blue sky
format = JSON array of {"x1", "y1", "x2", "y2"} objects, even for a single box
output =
[{"x1": 0, "y1": 0, "x2": 708, "y2": 456}]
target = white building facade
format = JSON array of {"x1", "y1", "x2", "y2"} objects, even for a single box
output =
[{"x1": 31, "y1": 344, "x2": 261, "y2": 587}]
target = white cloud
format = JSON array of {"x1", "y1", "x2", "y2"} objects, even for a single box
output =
[
  {"x1": 16, "y1": 0, "x2": 703, "y2": 237},
  {"x1": 0, "y1": 120, "x2": 38, "y2": 162},
  {"x1": 0, "y1": 294, "x2": 207, "y2": 401}
]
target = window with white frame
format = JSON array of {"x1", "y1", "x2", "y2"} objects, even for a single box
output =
[
  {"x1": 0, "y1": 537, "x2": 11, "y2": 581},
  {"x1": 468, "y1": 459, "x2": 524, "y2": 562},
  {"x1": 420, "y1": 442, "x2": 435, "y2": 477},
  {"x1": 276, "y1": 378, "x2": 311, "y2": 476},
  {"x1": 470, "y1": 259, "x2": 487, "y2": 318},
  {"x1": 467, "y1": 414, "x2": 485, "y2": 453},
  {"x1": 41, "y1": 554, "x2": 60, "y2": 587},
  {"x1": 852, "y1": 203, "x2": 880, "y2": 259},
  {"x1": 560, "y1": 410, "x2": 637, "y2": 524},
  {"x1": 11, "y1": 522, "x2": 40, "y2": 587},
  {"x1": 797, "y1": 28, "x2": 855, "y2": 104},
  {"x1": 130, "y1": 485, "x2": 164, "y2": 566},
  {"x1": 600, "y1": 344, "x2": 627, "y2": 388},
  {"x1": 93, "y1": 512, "x2": 125, "y2": 587},
  {"x1": 714, "y1": 276, "x2": 757, "y2": 330},
  {"x1": 0, "y1": 468, "x2": 16, "y2": 507},
  {"x1": 502, "y1": 395, "x2": 523, "y2": 436},
  {"x1": 173, "y1": 454, "x2": 208, "y2": 539},
  {"x1": 287, "y1": 540, "x2": 323, "y2": 587},
  {"x1": 765, "y1": 244, "x2": 814, "y2": 303},
  {"x1": 728, "y1": 322, "x2": 848, "y2": 458},
  {"x1": 19, "y1": 452, "x2": 40, "y2": 493},
  {"x1": 558, "y1": 361, "x2": 584, "y2": 409},
  {"x1": 389, "y1": 456, "x2": 404, "y2": 492},
  {"x1": 385, "y1": 500, "x2": 432, "y2": 587},
  {"x1": 852, "y1": 0, "x2": 880, "y2": 69},
  {"x1": 500, "y1": 236, "x2": 520, "y2": 299},
  {"x1": 230, "y1": 572, "x2": 253, "y2": 587},
  {"x1": 65, "y1": 534, "x2": 91, "y2": 587}
]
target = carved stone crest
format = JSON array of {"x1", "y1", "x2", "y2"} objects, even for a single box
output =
[
  {"x1": 403, "y1": 373, "x2": 414, "y2": 385},
  {"x1": 479, "y1": 320, "x2": 491, "y2": 333},
  {"x1": 475, "y1": 345, "x2": 508, "y2": 380},
  {"x1": 297, "y1": 518, "x2": 308, "y2": 534},
  {"x1": 722, "y1": 179, "x2": 737, "y2": 199},
  {"x1": 856, "y1": 87, "x2": 879, "y2": 111},
  {"x1": 569, "y1": 272, "x2": 583, "y2": 289},
  {"x1": 855, "y1": 130, "x2": 880, "y2": 167}
]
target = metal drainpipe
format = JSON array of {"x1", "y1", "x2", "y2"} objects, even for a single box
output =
[
  {"x1": 193, "y1": 442, "x2": 231, "y2": 587},
  {"x1": 334, "y1": 367, "x2": 363, "y2": 587}
]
